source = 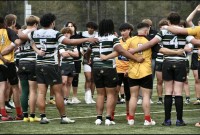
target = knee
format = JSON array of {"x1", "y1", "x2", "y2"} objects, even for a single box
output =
[
  {"x1": 85, "y1": 77, "x2": 92, "y2": 83},
  {"x1": 67, "y1": 81, "x2": 72, "y2": 86},
  {"x1": 62, "y1": 81, "x2": 67, "y2": 86},
  {"x1": 157, "y1": 79, "x2": 163, "y2": 85}
]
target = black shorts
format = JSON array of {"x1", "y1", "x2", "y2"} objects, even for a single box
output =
[
  {"x1": 117, "y1": 73, "x2": 130, "y2": 101},
  {"x1": 128, "y1": 74, "x2": 153, "y2": 89},
  {"x1": 61, "y1": 63, "x2": 76, "y2": 77},
  {"x1": 191, "y1": 53, "x2": 198, "y2": 70},
  {"x1": 36, "y1": 64, "x2": 62, "y2": 85},
  {"x1": 0, "y1": 63, "x2": 18, "y2": 85},
  {"x1": 162, "y1": 59, "x2": 187, "y2": 82},
  {"x1": 18, "y1": 60, "x2": 36, "y2": 81},
  {"x1": 93, "y1": 68, "x2": 118, "y2": 88},
  {"x1": 198, "y1": 61, "x2": 200, "y2": 79},
  {"x1": 74, "y1": 61, "x2": 81, "y2": 73},
  {"x1": 155, "y1": 61, "x2": 163, "y2": 72},
  {"x1": 185, "y1": 59, "x2": 190, "y2": 74}
]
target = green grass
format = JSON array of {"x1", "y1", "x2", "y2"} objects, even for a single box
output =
[{"x1": 0, "y1": 71, "x2": 199, "y2": 134}]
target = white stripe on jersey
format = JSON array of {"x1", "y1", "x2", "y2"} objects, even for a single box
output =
[{"x1": 82, "y1": 31, "x2": 98, "y2": 38}]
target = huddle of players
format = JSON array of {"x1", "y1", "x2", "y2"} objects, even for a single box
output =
[{"x1": 1, "y1": 5, "x2": 200, "y2": 127}]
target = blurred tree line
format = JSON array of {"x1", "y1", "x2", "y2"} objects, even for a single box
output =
[{"x1": 0, "y1": 0, "x2": 199, "y2": 34}]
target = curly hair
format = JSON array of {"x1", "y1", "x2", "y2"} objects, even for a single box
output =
[
  {"x1": 98, "y1": 19, "x2": 114, "y2": 37},
  {"x1": 40, "y1": 13, "x2": 56, "y2": 27},
  {"x1": 86, "y1": 21, "x2": 98, "y2": 30}
]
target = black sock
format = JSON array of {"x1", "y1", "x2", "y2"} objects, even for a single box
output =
[
  {"x1": 30, "y1": 113, "x2": 35, "y2": 118},
  {"x1": 61, "y1": 115, "x2": 66, "y2": 118},
  {"x1": 97, "y1": 115, "x2": 102, "y2": 121},
  {"x1": 186, "y1": 97, "x2": 190, "y2": 100},
  {"x1": 106, "y1": 116, "x2": 111, "y2": 121},
  {"x1": 175, "y1": 96, "x2": 183, "y2": 121},
  {"x1": 40, "y1": 114, "x2": 46, "y2": 118},
  {"x1": 23, "y1": 112, "x2": 29, "y2": 118},
  {"x1": 121, "y1": 94, "x2": 124, "y2": 99},
  {"x1": 197, "y1": 97, "x2": 200, "y2": 100},
  {"x1": 164, "y1": 95, "x2": 172, "y2": 121},
  {"x1": 50, "y1": 96, "x2": 54, "y2": 100},
  {"x1": 159, "y1": 97, "x2": 163, "y2": 101},
  {"x1": 118, "y1": 95, "x2": 120, "y2": 101},
  {"x1": 5, "y1": 101, "x2": 9, "y2": 106}
]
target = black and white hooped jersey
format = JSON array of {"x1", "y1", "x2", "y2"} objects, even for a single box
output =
[
  {"x1": 58, "y1": 43, "x2": 78, "y2": 65},
  {"x1": 155, "y1": 28, "x2": 194, "y2": 60},
  {"x1": 156, "y1": 43, "x2": 164, "y2": 62},
  {"x1": 89, "y1": 34, "x2": 120, "y2": 69},
  {"x1": 81, "y1": 31, "x2": 98, "y2": 53},
  {"x1": 18, "y1": 29, "x2": 36, "y2": 61},
  {"x1": 28, "y1": 29, "x2": 65, "y2": 65}
]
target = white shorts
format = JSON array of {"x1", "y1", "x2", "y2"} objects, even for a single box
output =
[{"x1": 83, "y1": 64, "x2": 91, "y2": 72}]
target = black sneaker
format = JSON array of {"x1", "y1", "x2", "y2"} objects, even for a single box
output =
[
  {"x1": 162, "y1": 119, "x2": 172, "y2": 126},
  {"x1": 176, "y1": 120, "x2": 186, "y2": 126}
]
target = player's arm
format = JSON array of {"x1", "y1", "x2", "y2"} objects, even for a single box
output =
[
  {"x1": 162, "y1": 25, "x2": 188, "y2": 35},
  {"x1": 186, "y1": 4, "x2": 200, "y2": 27},
  {"x1": 128, "y1": 37, "x2": 160, "y2": 54},
  {"x1": 159, "y1": 48, "x2": 185, "y2": 56},
  {"x1": 100, "y1": 51, "x2": 119, "y2": 60},
  {"x1": 0, "y1": 53, "x2": 10, "y2": 64},
  {"x1": 61, "y1": 37, "x2": 98, "y2": 46},
  {"x1": 31, "y1": 42, "x2": 45, "y2": 56},
  {"x1": 114, "y1": 44, "x2": 144, "y2": 63},
  {"x1": 1, "y1": 42, "x2": 16, "y2": 56},
  {"x1": 189, "y1": 37, "x2": 200, "y2": 46},
  {"x1": 68, "y1": 48, "x2": 79, "y2": 58}
]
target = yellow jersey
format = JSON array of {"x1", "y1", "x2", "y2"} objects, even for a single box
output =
[
  {"x1": 115, "y1": 38, "x2": 129, "y2": 73},
  {"x1": 124, "y1": 35, "x2": 152, "y2": 79},
  {"x1": 0, "y1": 29, "x2": 14, "y2": 64},
  {"x1": 187, "y1": 26, "x2": 200, "y2": 60}
]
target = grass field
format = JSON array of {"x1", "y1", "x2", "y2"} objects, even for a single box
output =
[{"x1": 0, "y1": 69, "x2": 199, "y2": 134}]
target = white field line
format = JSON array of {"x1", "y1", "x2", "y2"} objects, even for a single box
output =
[{"x1": 0, "y1": 108, "x2": 199, "y2": 124}]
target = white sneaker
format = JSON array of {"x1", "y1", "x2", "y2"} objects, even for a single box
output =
[
  {"x1": 64, "y1": 99, "x2": 72, "y2": 105},
  {"x1": 9, "y1": 101, "x2": 15, "y2": 108},
  {"x1": 95, "y1": 119, "x2": 102, "y2": 125},
  {"x1": 71, "y1": 97, "x2": 81, "y2": 104},
  {"x1": 128, "y1": 119, "x2": 134, "y2": 125},
  {"x1": 5, "y1": 106, "x2": 12, "y2": 110},
  {"x1": 150, "y1": 99, "x2": 154, "y2": 104},
  {"x1": 40, "y1": 117, "x2": 50, "y2": 124},
  {"x1": 144, "y1": 119, "x2": 156, "y2": 126},
  {"x1": 91, "y1": 98, "x2": 96, "y2": 104},
  {"x1": 137, "y1": 99, "x2": 143, "y2": 105},
  {"x1": 61, "y1": 117, "x2": 75, "y2": 124},
  {"x1": 105, "y1": 119, "x2": 116, "y2": 126},
  {"x1": 120, "y1": 98, "x2": 125, "y2": 103},
  {"x1": 85, "y1": 90, "x2": 92, "y2": 104}
]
